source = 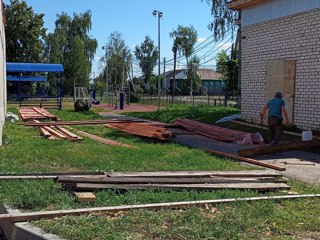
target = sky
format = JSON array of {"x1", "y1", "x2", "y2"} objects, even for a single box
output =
[{"x1": 5, "y1": 0, "x2": 233, "y2": 77}]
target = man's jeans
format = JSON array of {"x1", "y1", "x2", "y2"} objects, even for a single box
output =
[{"x1": 268, "y1": 117, "x2": 283, "y2": 144}]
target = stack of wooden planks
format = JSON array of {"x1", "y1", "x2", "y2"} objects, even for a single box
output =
[
  {"x1": 19, "y1": 107, "x2": 58, "y2": 122},
  {"x1": 35, "y1": 121, "x2": 83, "y2": 141},
  {"x1": 57, "y1": 170, "x2": 290, "y2": 192},
  {"x1": 175, "y1": 118, "x2": 263, "y2": 144},
  {"x1": 105, "y1": 122, "x2": 174, "y2": 140}
]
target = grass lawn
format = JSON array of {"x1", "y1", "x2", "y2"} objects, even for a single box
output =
[{"x1": 1, "y1": 103, "x2": 319, "y2": 240}]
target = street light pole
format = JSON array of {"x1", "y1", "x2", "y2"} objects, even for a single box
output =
[
  {"x1": 102, "y1": 46, "x2": 109, "y2": 104},
  {"x1": 153, "y1": 10, "x2": 163, "y2": 110}
]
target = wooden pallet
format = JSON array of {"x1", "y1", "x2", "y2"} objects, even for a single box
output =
[{"x1": 19, "y1": 107, "x2": 58, "y2": 121}]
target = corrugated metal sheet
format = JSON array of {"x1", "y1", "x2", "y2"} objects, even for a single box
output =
[
  {"x1": 165, "y1": 68, "x2": 221, "y2": 81},
  {"x1": 197, "y1": 68, "x2": 222, "y2": 80},
  {"x1": 242, "y1": 0, "x2": 320, "y2": 27}
]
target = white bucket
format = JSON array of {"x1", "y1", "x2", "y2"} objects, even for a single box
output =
[{"x1": 302, "y1": 131, "x2": 313, "y2": 141}]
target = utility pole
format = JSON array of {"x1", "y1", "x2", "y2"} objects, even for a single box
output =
[
  {"x1": 153, "y1": 10, "x2": 163, "y2": 110},
  {"x1": 163, "y1": 57, "x2": 166, "y2": 92}
]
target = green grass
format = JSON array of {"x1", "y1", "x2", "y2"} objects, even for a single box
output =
[
  {"x1": 125, "y1": 104, "x2": 240, "y2": 123},
  {"x1": 1, "y1": 103, "x2": 320, "y2": 240}
]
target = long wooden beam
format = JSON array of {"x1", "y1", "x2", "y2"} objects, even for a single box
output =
[
  {"x1": 206, "y1": 149, "x2": 286, "y2": 171},
  {"x1": 57, "y1": 176, "x2": 283, "y2": 184},
  {"x1": 105, "y1": 170, "x2": 282, "y2": 178},
  {"x1": 238, "y1": 140, "x2": 320, "y2": 157},
  {"x1": 73, "y1": 182, "x2": 290, "y2": 191},
  {"x1": 0, "y1": 194, "x2": 319, "y2": 222},
  {"x1": 23, "y1": 119, "x2": 145, "y2": 126}
]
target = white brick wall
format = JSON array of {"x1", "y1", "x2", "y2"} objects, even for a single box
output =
[
  {"x1": 241, "y1": 8, "x2": 320, "y2": 130},
  {"x1": 0, "y1": 5, "x2": 6, "y2": 146}
]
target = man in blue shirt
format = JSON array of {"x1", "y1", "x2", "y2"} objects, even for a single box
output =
[{"x1": 260, "y1": 92, "x2": 290, "y2": 144}]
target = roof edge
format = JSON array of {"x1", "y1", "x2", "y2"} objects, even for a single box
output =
[{"x1": 227, "y1": 0, "x2": 266, "y2": 10}]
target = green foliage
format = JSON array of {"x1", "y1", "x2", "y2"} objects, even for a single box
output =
[
  {"x1": 126, "y1": 104, "x2": 239, "y2": 123},
  {"x1": 170, "y1": 25, "x2": 198, "y2": 98},
  {"x1": 103, "y1": 32, "x2": 132, "y2": 90},
  {"x1": 129, "y1": 92, "x2": 140, "y2": 103},
  {"x1": 46, "y1": 11, "x2": 98, "y2": 96},
  {"x1": 202, "y1": 0, "x2": 238, "y2": 41},
  {"x1": 134, "y1": 36, "x2": 158, "y2": 84},
  {"x1": 5, "y1": 0, "x2": 47, "y2": 62},
  {"x1": 216, "y1": 48, "x2": 239, "y2": 97},
  {"x1": 186, "y1": 55, "x2": 201, "y2": 94}
]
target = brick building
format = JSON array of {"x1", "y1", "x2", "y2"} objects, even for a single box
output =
[
  {"x1": 228, "y1": 0, "x2": 320, "y2": 130},
  {"x1": 0, "y1": 0, "x2": 6, "y2": 146}
]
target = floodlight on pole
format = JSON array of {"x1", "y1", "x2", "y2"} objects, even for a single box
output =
[{"x1": 152, "y1": 10, "x2": 163, "y2": 110}]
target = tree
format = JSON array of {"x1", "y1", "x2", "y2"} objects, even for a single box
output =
[
  {"x1": 216, "y1": 50, "x2": 228, "y2": 76},
  {"x1": 5, "y1": 0, "x2": 47, "y2": 62},
  {"x1": 103, "y1": 32, "x2": 132, "y2": 91},
  {"x1": 216, "y1": 47, "x2": 239, "y2": 99},
  {"x1": 170, "y1": 25, "x2": 197, "y2": 98},
  {"x1": 186, "y1": 55, "x2": 201, "y2": 94},
  {"x1": 46, "y1": 11, "x2": 97, "y2": 96},
  {"x1": 64, "y1": 36, "x2": 89, "y2": 99},
  {"x1": 202, "y1": 0, "x2": 238, "y2": 41},
  {"x1": 134, "y1": 36, "x2": 158, "y2": 85}
]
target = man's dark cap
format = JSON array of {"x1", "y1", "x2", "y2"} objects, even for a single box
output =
[{"x1": 275, "y1": 92, "x2": 283, "y2": 98}]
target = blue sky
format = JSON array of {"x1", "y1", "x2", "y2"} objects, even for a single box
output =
[{"x1": 5, "y1": 0, "x2": 233, "y2": 77}]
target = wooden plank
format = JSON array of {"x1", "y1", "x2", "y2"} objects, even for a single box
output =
[
  {"x1": 1, "y1": 194, "x2": 319, "y2": 222},
  {"x1": 106, "y1": 170, "x2": 282, "y2": 178},
  {"x1": 238, "y1": 140, "x2": 320, "y2": 157},
  {"x1": 54, "y1": 126, "x2": 83, "y2": 141},
  {"x1": 0, "y1": 172, "x2": 105, "y2": 180},
  {"x1": 74, "y1": 192, "x2": 96, "y2": 202},
  {"x1": 42, "y1": 126, "x2": 67, "y2": 139},
  {"x1": 23, "y1": 119, "x2": 146, "y2": 127},
  {"x1": 73, "y1": 129, "x2": 138, "y2": 149},
  {"x1": 39, "y1": 127, "x2": 51, "y2": 138},
  {"x1": 57, "y1": 176, "x2": 284, "y2": 184},
  {"x1": 206, "y1": 149, "x2": 286, "y2": 171},
  {"x1": 74, "y1": 182, "x2": 290, "y2": 191}
]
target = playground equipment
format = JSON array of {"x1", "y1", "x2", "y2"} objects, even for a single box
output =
[
  {"x1": 6, "y1": 62, "x2": 64, "y2": 109},
  {"x1": 74, "y1": 87, "x2": 100, "y2": 105}
]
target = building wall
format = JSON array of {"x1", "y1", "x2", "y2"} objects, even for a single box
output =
[
  {"x1": 0, "y1": 2, "x2": 6, "y2": 146},
  {"x1": 242, "y1": 0, "x2": 320, "y2": 27},
  {"x1": 241, "y1": 8, "x2": 320, "y2": 130}
]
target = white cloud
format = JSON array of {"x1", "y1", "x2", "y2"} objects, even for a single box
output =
[
  {"x1": 197, "y1": 37, "x2": 207, "y2": 43},
  {"x1": 217, "y1": 41, "x2": 233, "y2": 51}
]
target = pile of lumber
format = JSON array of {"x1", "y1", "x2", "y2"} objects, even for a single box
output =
[
  {"x1": 105, "y1": 122, "x2": 174, "y2": 140},
  {"x1": 175, "y1": 118, "x2": 263, "y2": 144},
  {"x1": 19, "y1": 107, "x2": 58, "y2": 122},
  {"x1": 57, "y1": 170, "x2": 290, "y2": 192},
  {"x1": 36, "y1": 121, "x2": 83, "y2": 141}
]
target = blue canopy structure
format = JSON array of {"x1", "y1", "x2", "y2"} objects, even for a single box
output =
[
  {"x1": 6, "y1": 62, "x2": 64, "y2": 110},
  {"x1": 6, "y1": 62, "x2": 64, "y2": 73}
]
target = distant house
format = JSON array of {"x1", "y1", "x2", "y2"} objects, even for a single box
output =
[
  {"x1": 164, "y1": 68, "x2": 224, "y2": 95},
  {"x1": 228, "y1": 0, "x2": 320, "y2": 129},
  {"x1": 0, "y1": 0, "x2": 6, "y2": 146}
]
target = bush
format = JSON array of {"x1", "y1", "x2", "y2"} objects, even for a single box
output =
[{"x1": 129, "y1": 93, "x2": 140, "y2": 103}]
